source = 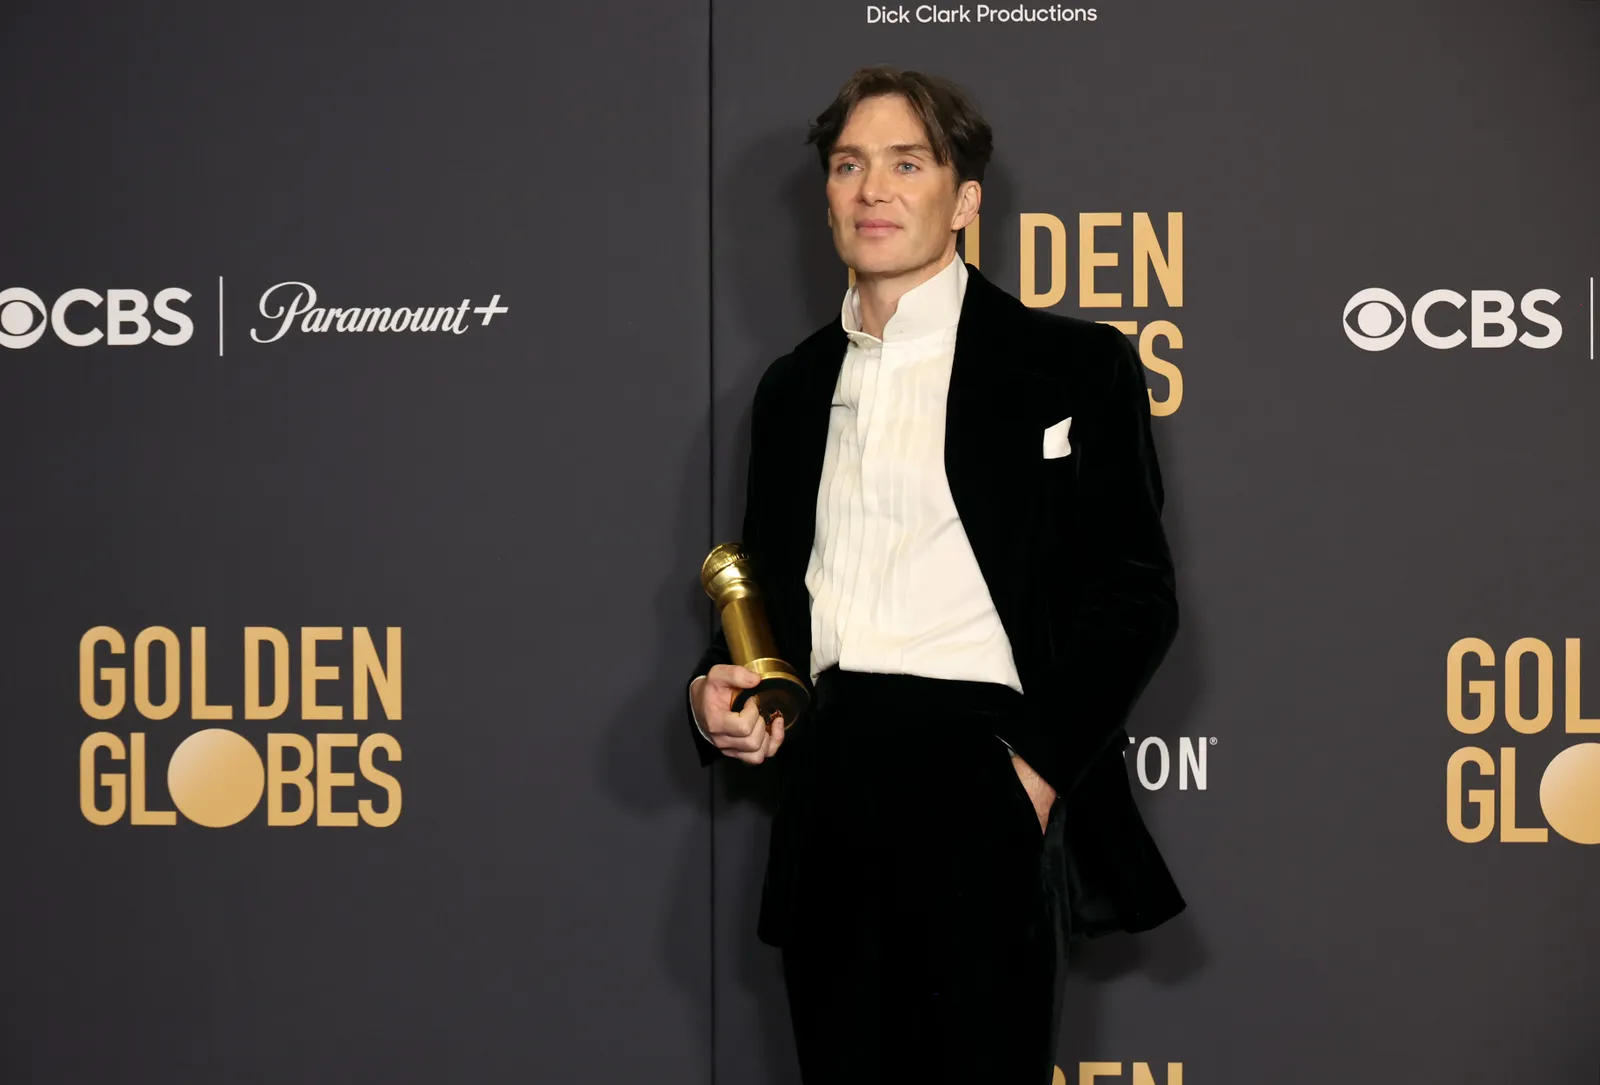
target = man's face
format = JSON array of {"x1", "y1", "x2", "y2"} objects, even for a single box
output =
[{"x1": 824, "y1": 93, "x2": 979, "y2": 279}]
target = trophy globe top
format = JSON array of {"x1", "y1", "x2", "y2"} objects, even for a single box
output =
[{"x1": 701, "y1": 542, "x2": 756, "y2": 601}]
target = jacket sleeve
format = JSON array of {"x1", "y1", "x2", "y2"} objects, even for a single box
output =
[
  {"x1": 1039, "y1": 323, "x2": 1179, "y2": 797},
  {"x1": 685, "y1": 367, "x2": 774, "y2": 767}
]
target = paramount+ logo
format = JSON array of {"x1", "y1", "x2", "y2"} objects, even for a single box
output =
[
  {"x1": 1445, "y1": 636, "x2": 1600, "y2": 844},
  {"x1": 78, "y1": 626, "x2": 402, "y2": 828},
  {"x1": 0, "y1": 286, "x2": 193, "y2": 348},
  {"x1": 0, "y1": 278, "x2": 513, "y2": 354},
  {"x1": 1342, "y1": 287, "x2": 1561, "y2": 352}
]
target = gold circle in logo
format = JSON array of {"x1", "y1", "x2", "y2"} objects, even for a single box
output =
[
  {"x1": 1538, "y1": 742, "x2": 1600, "y2": 845},
  {"x1": 167, "y1": 728, "x2": 265, "y2": 828}
]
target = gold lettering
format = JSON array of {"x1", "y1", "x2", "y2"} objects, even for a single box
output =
[
  {"x1": 129, "y1": 732, "x2": 176, "y2": 825},
  {"x1": 1140, "y1": 320, "x2": 1183, "y2": 417},
  {"x1": 1566, "y1": 638, "x2": 1599, "y2": 732},
  {"x1": 133, "y1": 626, "x2": 180, "y2": 720},
  {"x1": 316, "y1": 733, "x2": 359, "y2": 826},
  {"x1": 79, "y1": 626, "x2": 125, "y2": 720},
  {"x1": 301, "y1": 627, "x2": 343, "y2": 721},
  {"x1": 190, "y1": 627, "x2": 233, "y2": 720},
  {"x1": 1446, "y1": 638, "x2": 1495, "y2": 734},
  {"x1": 79, "y1": 732, "x2": 126, "y2": 825},
  {"x1": 1020, "y1": 213, "x2": 1067, "y2": 307},
  {"x1": 1132, "y1": 212, "x2": 1182, "y2": 308},
  {"x1": 359, "y1": 734, "x2": 403, "y2": 827},
  {"x1": 1504, "y1": 637, "x2": 1553, "y2": 734},
  {"x1": 353, "y1": 627, "x2": 402, "y2": 721},
  {"x1": 245, "y1": 627, "x2": 290, "y2": 720},
  {"x1": 1078, "y1": 212, "x2": 1122, "y2": 307},
  {"x1": 1446, "y1": 747, "x2": 1495, "y2": 842},
  {"x1": 1498, "y1": 746, "x2": 1548, "y2": 842},
  {"x1": 268, "y1": 734, "x2": 315, "y2": 826}
]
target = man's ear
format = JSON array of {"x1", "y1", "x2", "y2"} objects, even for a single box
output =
[{"x1": 951, "y1": 180, "x2": 982, "y2": 231}]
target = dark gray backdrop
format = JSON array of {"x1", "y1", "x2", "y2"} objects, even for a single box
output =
[
  {"x1": 1, "y1": 3, "x2": 712, "y2": 1083},
  {"x1": 3, "y1": 2, "x2": 1597, "y2": 1083}
]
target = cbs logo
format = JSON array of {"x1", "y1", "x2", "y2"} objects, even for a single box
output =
[
  {"x1": 1342, "y1": 287, "x2": 1561, "y2": 352},
  {"x1": 0, "y1": 287, "x2": 194, "y2": 349}
]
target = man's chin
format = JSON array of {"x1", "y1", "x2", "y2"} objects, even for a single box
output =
[{"x1": 843, "y1": 252, "x2": 920, "y2": 280}]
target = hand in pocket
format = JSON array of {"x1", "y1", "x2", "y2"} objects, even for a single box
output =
[{"x1": 1010, "y1": 752, "x2": 1056, "y2": 834}]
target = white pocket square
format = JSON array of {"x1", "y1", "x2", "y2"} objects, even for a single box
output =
[{"x1": 1041, "y1": 416, "x2": 1073, "y2": 458}]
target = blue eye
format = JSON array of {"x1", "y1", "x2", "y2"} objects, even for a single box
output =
[
  {"x1": 897, "y1": 162, "x2": 917, "y2": 172},
  {"x1": 836, "y1": 162, "x2": 859, "y2": 174}
]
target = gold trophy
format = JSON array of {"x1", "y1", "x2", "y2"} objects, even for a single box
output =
[{"x1": 701, "y1": 542, "x2": 810, "y2": 730}]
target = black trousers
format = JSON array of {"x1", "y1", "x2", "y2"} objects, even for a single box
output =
[{"x1": 778, "y1": 667, "x2": 1070, "y2": 1085}]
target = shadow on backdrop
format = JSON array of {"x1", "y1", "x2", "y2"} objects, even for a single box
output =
[
  {"x1": 599, "y1": 408, "x2": 716, "y2": 1080},
  {"x1": 1059, "y1": 417, "x2": 1210, "y2": 1061}
]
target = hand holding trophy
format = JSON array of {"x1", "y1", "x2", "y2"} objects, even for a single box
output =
[{"x1": 697, "y1": 543, "x2": 810, "y2": 761}]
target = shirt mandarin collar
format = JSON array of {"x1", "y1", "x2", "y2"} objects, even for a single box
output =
[{"x1": 840, "y1": 253, "x2": 967, "y2": 346}]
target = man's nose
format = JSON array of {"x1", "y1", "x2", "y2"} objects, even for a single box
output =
[{"x1": 858, "y1": 163, "x2": 891, "y2": 204}]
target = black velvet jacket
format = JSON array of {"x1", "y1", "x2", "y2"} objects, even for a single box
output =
[{"x1": 689, "y1": 261, "x2": 1184, "y2": 944}]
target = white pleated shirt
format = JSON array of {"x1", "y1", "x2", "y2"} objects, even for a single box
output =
[
  {"x1": 692, "y1": 252, "x2": 1021, "y2": 750},
  {"x1": 804, "y1": 251, "x2": 1022, "y2": 693}
]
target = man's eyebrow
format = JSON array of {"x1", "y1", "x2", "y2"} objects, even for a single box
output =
[{"x1": 830, "y1": 142, "x2": 934, "y2": 158}]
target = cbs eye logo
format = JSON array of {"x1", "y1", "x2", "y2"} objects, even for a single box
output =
[
  {"x1": 1342, "y1": 288, "x2": 1409, "y2": 351},
  {"x1": 1342, "y1": 286, "x2": 1561, "y2": 352},
  {"x1": 0, "y1": 287, "x2": 194, "y2": 349}
]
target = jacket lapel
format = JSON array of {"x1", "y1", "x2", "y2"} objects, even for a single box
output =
[
  {"x1": 766, "y1": 323, "x2": 845, "y2": 672},
  {"x1": 944, "y1": 263, "x2": 1042, "y2": 671}
]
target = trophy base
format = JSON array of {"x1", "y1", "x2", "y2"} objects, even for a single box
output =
[{"x1": 731, "y1": 661, "x2": 810, "y2": 730}]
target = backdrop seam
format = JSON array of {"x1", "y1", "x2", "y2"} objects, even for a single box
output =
[{"x1": 705, "y1": 0, "x2": 718, "y2": 1079}]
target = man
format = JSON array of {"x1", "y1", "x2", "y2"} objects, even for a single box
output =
[{"x1": 686, "y1": 66, "x2": 1184, "y2": 1083}]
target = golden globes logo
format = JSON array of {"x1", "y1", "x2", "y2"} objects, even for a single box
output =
[
  {"x1": 1056, "y1": 1062, "x2": 1183, "y2": 1084},
  {"x1": 847, "y1": 211, "x2": 1185, "y2": 416},
  {"x1": 1446, "y1": 636, "x2": 1600, "y2": 844},
  {"x1": 78, "y1": 626, "x2": 403, "y2": 828},
  {"x1": 1011, "y1": 212, "x2": 1183, "y2": 417}
]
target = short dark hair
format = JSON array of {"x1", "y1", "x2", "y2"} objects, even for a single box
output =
[{"x1": 805, "y1": 66, "x2": 994, "y2": 187}]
